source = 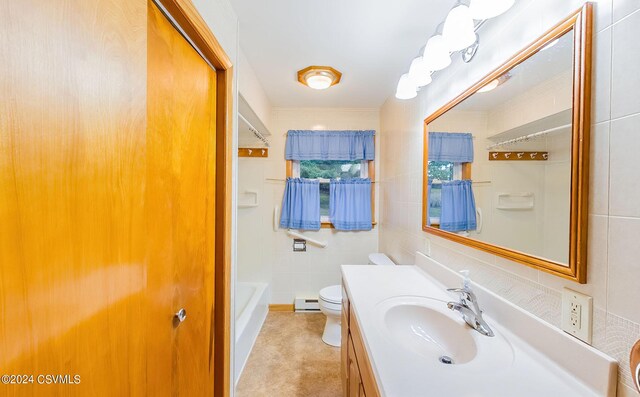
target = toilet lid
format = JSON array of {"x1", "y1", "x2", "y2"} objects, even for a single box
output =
[
  {"x1": 319, "y1": 285, "x2": 342, "y2": 304},
  {"x1": 368, "y1": 253, "x2": 395, "y2": 266}
]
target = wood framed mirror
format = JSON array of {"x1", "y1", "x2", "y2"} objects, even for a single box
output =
[{"x1": 422, "y1": 4, "x2": 592, "y2": 283}]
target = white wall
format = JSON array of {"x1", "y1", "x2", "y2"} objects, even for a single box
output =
[
  {"x1": 238, "y1": 48, "x2": 272, "y2": 129},
  {"x1": 484, "y1": 70, "x2": 572, "y2": 262},
  {"x1": 238, "y1": 108, "x2": 380, "y2": 304},
  {"x1": 486, "y1": 69, "x2": 573, "y2": 135},
  {"x1": 236, "y1": 44, "x2": 274, "y2": 287},
  {"x1": 379, "y1": 1, "x2": 640, "y2": 395}
]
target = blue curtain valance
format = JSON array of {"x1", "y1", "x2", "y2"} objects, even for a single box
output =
[
  {"x1": 428, "y1": 132, "x2": 474, "y2": 163},
  {"x1": 285, "y1": 130, "x2": 375, "y2": 161},
  {"x1": 279, "y1": 178, "x2": 321, "y2": 230},
  {"x1": 440, "y1": 180, "x2": 477, "y2": 232},
  {"x1": 329, "y1": 178, "x2": 372, "y2": 231}
]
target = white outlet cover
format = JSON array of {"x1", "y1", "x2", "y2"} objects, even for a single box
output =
[{"x1": 561, "y1": 288, "x2": 593, "y2": 344}]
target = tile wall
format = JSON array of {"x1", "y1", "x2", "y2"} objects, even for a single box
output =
[
  {"x1": 237, "y1": 108, "x2": 380, "y2": 304},
  {"x1": 378, "y1": 1, "x2": 640, "y2": 395}
]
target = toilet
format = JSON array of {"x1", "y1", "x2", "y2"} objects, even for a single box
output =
[{"x1": 318, "y1": 253, "x2": 396, "y2": 347}]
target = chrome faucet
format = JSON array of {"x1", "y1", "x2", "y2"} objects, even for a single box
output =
[{"x1": 447, "y1": 280, "x2": 495, "y2": 337}]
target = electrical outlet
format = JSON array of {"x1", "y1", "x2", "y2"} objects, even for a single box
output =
[
  {"x1": 561, "y1": 288, "x2": 592, "y2": 344},
  {"x1": 424, "y1": 239, "x2": 431, "y2": 256},
  {"x1": 569, "y1": 301, "x2": 581, "y2": 328}
]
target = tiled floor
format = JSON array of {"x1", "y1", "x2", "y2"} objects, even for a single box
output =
[{"x1": 236, "y1": 312, "x2": 342, "y2": 397}]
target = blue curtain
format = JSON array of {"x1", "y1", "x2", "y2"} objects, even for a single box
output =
[
  {"x1": 429, "y1": 132, "x2": 474, "y2": 162},
  {"x1": 285, "y1": 130, "x2": 375, "y2": 160},
  {"x1": 329, "y1": 178, "x2": 372, "y2": 231},
  {"x1": 440, "y1": 180, "x2": 477, "y2": 232},
  {"x1": 427, "y1": 180, "x2": 441, "y2": 227},
  {"x1": 279, "y1": 178, "x2": 321, "y2": 230}
]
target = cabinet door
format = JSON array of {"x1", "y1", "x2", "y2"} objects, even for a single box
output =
[
  {"x1": 347, "y1": 335, "x2": 363, "y2": 397},
  {"x1": 146, "y1": 1, "x2": 217, "y2": 395},
  {"x1": 0, "y1": 0, "x2": 147, "y2": 395},
  {"x1": 341, "y1": 296, "x2": 350, "y2": 395}
]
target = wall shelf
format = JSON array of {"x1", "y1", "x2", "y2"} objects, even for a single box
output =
[
  {"x1": 238, "y1": 191, "x2": 259, "y2": 208},
  {"x1": 486, "y1": 109, "x2": 572, "y2": 150},
  {"x1": 496, "y1": 192, "x2": 534, "y2": 210},
  {"x1": 238, "y1": 93, "x2": 271, "y2": 148}
]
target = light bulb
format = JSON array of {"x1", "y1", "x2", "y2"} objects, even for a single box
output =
[
  {"x1": 305, "y1": 74, "x2": 333, "y2": 90},
  {"x1": 408, "y1": 57, "x2": 432, "y2": 87},
  {"x1": 423, "y1": 35, "x2": 451, "y2": 72},
  {"x1": 395, "y1": 73, "x2": 417, "y2": 100},
  {"x1": 442, "y1": 5, "x2": 477, "y2": 52},
  {"x1": 468, "y1": 0, "x2": 514, "y2": 20}
]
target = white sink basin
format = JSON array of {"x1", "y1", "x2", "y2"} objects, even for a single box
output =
[
  {"x1": 380, "y1": 298, "x2": 477, "y2": 364},
  {"x1": 376, "y1": 296, "x2": 514, "y2": 370}
]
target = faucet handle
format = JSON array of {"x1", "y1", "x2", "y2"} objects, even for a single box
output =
[
  {"x1": 447, "y1": 287, "x2": 470, "y2": 299},
  {"x1": 446, "y1": 287, "x2": 476, "y2": 302}
]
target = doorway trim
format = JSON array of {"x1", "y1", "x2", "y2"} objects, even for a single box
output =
[{"x1": 154, "y1": 1, "x2": 233, "y2": 395}]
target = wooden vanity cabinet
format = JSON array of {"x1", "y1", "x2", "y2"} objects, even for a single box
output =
[{"x1": 341, "y1": 285, "x2": 381, "y2": 397}]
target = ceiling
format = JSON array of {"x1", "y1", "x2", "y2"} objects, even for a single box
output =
[{"x1": 229, "y1": 0, "x2": 452, "y2": 108}]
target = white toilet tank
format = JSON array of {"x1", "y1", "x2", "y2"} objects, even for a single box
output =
[{"x1": 368, "y1": 253, "x2": 395, "y2": 266}]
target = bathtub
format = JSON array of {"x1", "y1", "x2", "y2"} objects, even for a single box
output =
[{"x1": 234, "y1": 281, "x2": 269, "y2": 384}]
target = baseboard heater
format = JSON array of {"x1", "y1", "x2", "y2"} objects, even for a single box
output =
[{"x1": 294, "y1": 297, "x2": 320, "y2": 312}]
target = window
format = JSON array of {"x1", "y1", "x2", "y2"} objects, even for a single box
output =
[
  {"x1": 427, "y1": 161, "x2": 455, "y2": 181},
  {"x1": 289, "y1": 159, "x2": 374, "y2": 224},
  {"x1": 282, "y1": 130, "x2": 376, "y2": 230},
  {"x1": 427, "y1": 161, "x2": 462, "y2": 224},
  {"x1": 298, "y1": 160, "x2": 365, "y2": 218}
]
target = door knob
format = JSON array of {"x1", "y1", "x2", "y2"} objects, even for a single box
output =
[{"x1": 174, "y1": 308, "x2": 187, "y2": 325}]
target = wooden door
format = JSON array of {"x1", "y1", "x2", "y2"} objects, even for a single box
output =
[
  {"x1": 0, "y1": 1, "x2": 147, "y2": 396},
  {"x1": 1, "y1": 0, "x2": 219, "y2": 395},
  {"x1": 146, "y1": 2, "x2": 217, "y2": 396}
]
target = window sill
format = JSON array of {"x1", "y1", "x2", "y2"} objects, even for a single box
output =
[{"x1": 320, "y1": 221, "x2": 377, "y2": 229}]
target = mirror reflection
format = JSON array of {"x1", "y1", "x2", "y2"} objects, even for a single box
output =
[{"x1": 425, "y1": 29, "x2": 574, "y2": 265}]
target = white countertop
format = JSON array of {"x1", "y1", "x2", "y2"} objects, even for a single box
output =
[{"x1": 342, "y1": 257, "x2": 617, "y2": 397}]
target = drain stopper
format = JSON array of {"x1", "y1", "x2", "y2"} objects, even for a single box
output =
[{"x1": 439, "y1": 355, "x2": 454, "y2": 365}]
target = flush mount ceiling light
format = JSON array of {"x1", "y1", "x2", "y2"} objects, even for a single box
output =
[
  {"x1": 297, "y1": 66, "x2": 342, "y2": 90},
  {"x1": 541, "y1": 38, "x2": 559, "y2": 51},
  {"x1": 477, "y1": 78, "x2": 500, "y2": 93},
  {"x1": 477, "y1": 73, "x2": 511, "y2": 93},
  {"x1": 396, "y1": 0, "x2": 515, "y2": 100},
  {"x1": 468, "y1": 0, "x2": 515, "y2": 20}
]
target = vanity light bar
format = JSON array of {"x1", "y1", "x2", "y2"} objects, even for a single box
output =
[{"x1": 396, "y1": 1, "x2": 511, "y2": 99}]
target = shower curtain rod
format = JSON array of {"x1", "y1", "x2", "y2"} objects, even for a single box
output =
[
  {"x1": 265, "y1": 178, "x2": 378, "y2": 183},
  {"x1": 239, "y1": 113, "x2": 270, "y2": 147},
  {"x1": 486, "y1": 123, "x2": 571, "y2": 150}
]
